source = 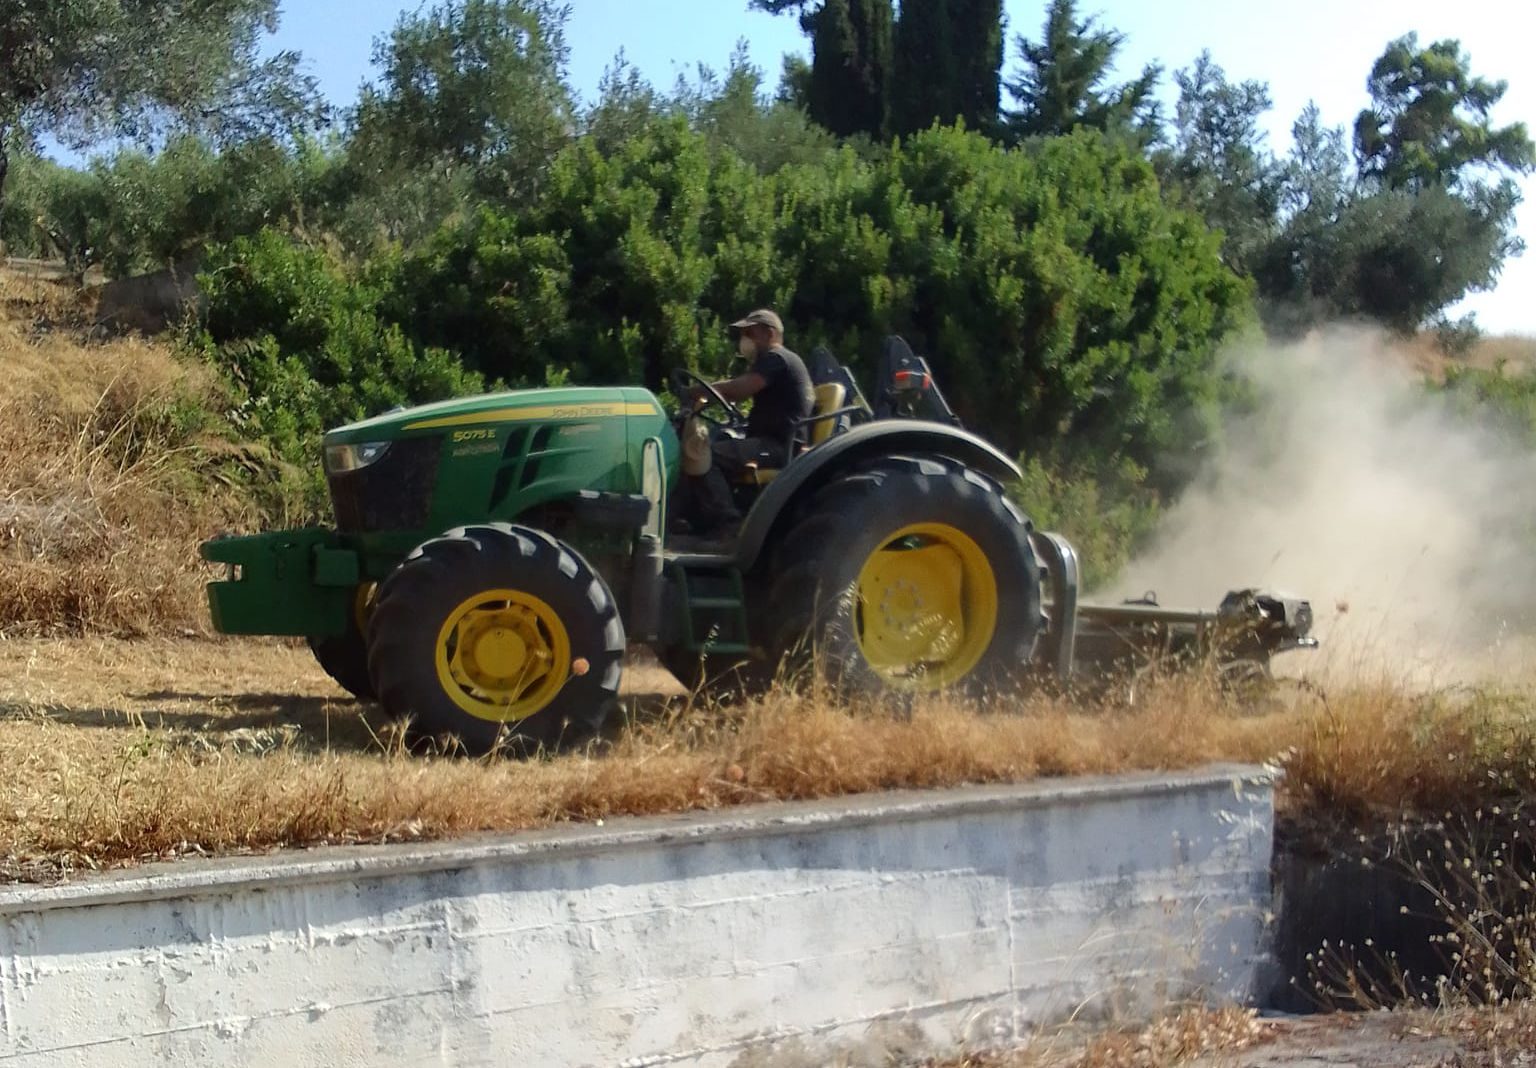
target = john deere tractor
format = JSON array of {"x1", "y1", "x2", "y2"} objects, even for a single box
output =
[{"x1": 201, "y1": 338, "x2": 1316, "y2": 754}]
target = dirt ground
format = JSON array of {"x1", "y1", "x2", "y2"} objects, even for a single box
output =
[
  {"x1": 937, "y1": 1007, "x2": 1536, "y2": 1068},
  {"x1": 0, "y1": 634, "x2": 686, "y2": 749},
  {"x1": 1191, "y1": 1011, "x2": 1533, "y2": 1068}
]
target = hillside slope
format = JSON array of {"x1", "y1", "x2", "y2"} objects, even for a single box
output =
[{"x1": 0, "y1": 271, "x2": 258, "y2": 635}]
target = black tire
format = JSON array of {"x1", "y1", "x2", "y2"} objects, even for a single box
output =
[
  {"x1": 367, "y1": 523, "x2": 625, "y2": 756},
  {"x1": 307, "y1": 583, "x2": 377, "y2": 700},
  {"x1": 763, "y1": 456, "x2": 1042, "y2": 701},
  {"x1": 657, "y1": 645, "x2": 772, "y2": 702}
]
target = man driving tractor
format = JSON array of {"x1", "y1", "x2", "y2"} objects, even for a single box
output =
[{"x1": 672, "y1": 308, "x2": 815, "y2": 537}]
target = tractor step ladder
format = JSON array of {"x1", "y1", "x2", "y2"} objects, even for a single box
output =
[{"x1": 667, "y1": 555, "x2": 751, "y2": 655}]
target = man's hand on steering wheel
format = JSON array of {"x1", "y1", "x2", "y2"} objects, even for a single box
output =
[{"x1": 669, "y1": 367, "x2": 745, "y2": 428}]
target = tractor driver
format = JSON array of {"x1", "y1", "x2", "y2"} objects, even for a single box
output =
[{"x1": 673, "y1": 308, "x2": 815, "y2": 537}]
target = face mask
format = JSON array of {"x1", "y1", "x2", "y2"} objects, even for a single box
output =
[{"x1": 738, "y1": 334, "x2": 758, "y2": 359}]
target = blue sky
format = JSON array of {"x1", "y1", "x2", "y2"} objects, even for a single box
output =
[{"x1": 264, "y1": 1, "x2": 1533, "y2": 334}]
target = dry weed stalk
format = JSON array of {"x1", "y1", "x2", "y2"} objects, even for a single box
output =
[
  {"x1": 1302, "y1": 804, "x2": 1536, "y2": 1019},
  {"x1": 928, "y1": 1006, "x2": 1274, "y2": 1068}
]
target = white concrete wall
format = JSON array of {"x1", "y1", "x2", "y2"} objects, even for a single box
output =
[{"x1": 0, "y1": 766, "x2": 1275, "y2": 1067}]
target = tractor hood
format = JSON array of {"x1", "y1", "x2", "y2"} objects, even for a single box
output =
[{"x1": 324, "y1": 386, "x2": 666, "y2": 445}]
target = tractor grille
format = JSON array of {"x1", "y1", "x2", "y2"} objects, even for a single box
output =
[{"x1": 329, "y1": 435, "x2": 443, "y2": 533}]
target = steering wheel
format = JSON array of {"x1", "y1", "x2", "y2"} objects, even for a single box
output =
[{"x1": 668, "y1": 367, "x2": 745, "y2": 427}]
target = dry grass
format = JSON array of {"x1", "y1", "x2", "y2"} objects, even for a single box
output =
[
  {"x1": 940, "y1": 1004, "x2": 1536, "y2": 1068},
  {"x1": 1279, "y1": 682, "x2": 1536, "y2": 833},
  {"x1": 1431, "y1": 1001, "x2": 1536, "y2": 1062},
  {"x1": 926, "y1": 1007, "x2": 1275, "y2": 1068},
  {"x1": 0, "y1": 637, "x2": 1277, "y2": 878},
  {"x1": 1471, "y1": 333, "x2": 1536, "y2": 370},
  {"x1": 0, "y1": 633, "x2": 1533, "y2": 882},
  {"x1": 1405, "y1": 330, "x2": 1536, "y2": 382},
  {"x1": 0, "y1": 271, "x2": 258, "y2": 636}
]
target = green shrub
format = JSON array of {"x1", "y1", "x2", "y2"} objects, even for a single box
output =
[
  {"x1": 1010, "y1": 456, "x2": 1161, "y2": 591},
  {"x1": 388, "y1": 121, "x2": 1252, "y2": 493},
  {"x1": 1434, "y1": 364, "x2": 1536, "y2": 448},
  {"x1": 192, "y1": 230, "x2": 484, "y2": 478}
]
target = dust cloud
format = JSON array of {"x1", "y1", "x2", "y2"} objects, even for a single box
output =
[{"x1": 1107, "y1": 325, "x2": 1536, "y2": 687}]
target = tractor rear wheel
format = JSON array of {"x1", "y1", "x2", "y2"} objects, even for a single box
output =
[
  {"x1": 764, "y1": 457, "x2": 1041, "y2": 700},
  {"x1": 367, "y1": 524, "x2": 625, "y2": 756},
  {"x1": 307, "y1": 583, "x2": 377, "y2": 701}
]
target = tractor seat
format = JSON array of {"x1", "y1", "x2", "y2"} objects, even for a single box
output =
[
  {"x1": 737, "y1": 382, "x2": 848, "y2": 486},
  {"x1": 806, "y1": 382, "x2": 848, "y2": 445}
]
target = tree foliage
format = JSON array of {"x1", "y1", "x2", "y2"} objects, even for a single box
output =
[
  {"x1": 0, "y1": 134, "x2": 339, "y2": 277},
  {"x1": 661, "y1": 46, "x2": 838, "y2": 174},
  {"x1": 889, "y1": 0, "x2": 951, "y2": 136},
  {"x1": 1151, "y1": 32, "x2": 1533, "y2": 335},
  {"x1": 194, "y1": 230, "x2": 483, "y2": 468},
  {"x1": 328, "y1": 119, "x2": 1250, "y2": 490},
  {"x1": 1159, "y1": 52, "x2": 1284, "y2": 275},
  {"x1": 751, "y1": 0, "x2": 893, "y2": 139},
  {"x1": 1355, "y1": 33, "x2": 1534, "y2": 193},
  {"x1": 347, "y1": 0, "x2": 575, "y2": 205},
  {"x1": 950, "y1": 0, "x2": 1006, "y2": 138},
  {"x1": 1253, "y1": 37, "x2": 1532, "y2": 334},
  {"x1": 1259, "y1": 181, "x2": 1519, "y2": 333},
  {"x1": 0, "y1": 0, "x2": 325, "y2": 206},
  {"x1": 890, "y1": 0, "x2": 1004, "y2": 138},
  {"x1": 1003, "y1": 0, "x2": 1160, "y2": 145}
]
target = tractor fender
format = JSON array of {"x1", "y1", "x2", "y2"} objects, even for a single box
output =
[{"x1": 733, "y1": 420, "x2": 1022, "y2": 573}]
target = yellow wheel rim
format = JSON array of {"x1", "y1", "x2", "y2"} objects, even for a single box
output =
[
  {"x1": 354, "y1": 583, "x2": 377, "y2": 632},
  {"x1": 854, "y1": 522, "x2": 998, "y2": 692},
  {"x1": 433, "y1": 589, "x2": 572, "y2": 723}
]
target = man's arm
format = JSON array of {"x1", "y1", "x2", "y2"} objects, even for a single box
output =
[{"x1": 709, "y1": 371, "x2": 767, "y2": 403}]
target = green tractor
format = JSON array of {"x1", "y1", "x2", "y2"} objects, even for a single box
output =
[{"x1": 201, "y1": 339, "x2": 1316, "y2": 754}]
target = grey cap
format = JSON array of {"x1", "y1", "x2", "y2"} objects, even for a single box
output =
[{"x1": 731, "y1": 308, "x2": 784, "y2": 334}]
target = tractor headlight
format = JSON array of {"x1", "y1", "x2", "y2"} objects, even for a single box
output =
[{"x1": 324, "y1": 440, "x2": 392, "y2": 474}]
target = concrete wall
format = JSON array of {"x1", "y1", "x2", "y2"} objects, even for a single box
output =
[{"x1": 0, "y1": 766, "x2": 1275, "y2": 1067}]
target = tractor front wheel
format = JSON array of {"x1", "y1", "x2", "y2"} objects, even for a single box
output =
[{"x1": 367, "y1": 524, "x2": 625, "y2": 755}]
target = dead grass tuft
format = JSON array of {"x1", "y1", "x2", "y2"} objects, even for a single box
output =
[
  {"x1": 0, "y1": 270, "x2": 258, "y2": 636},
  {"x1": 1280, "y1": 682, "x2": 1536, "y2": 832},
  {"x1": 1405, "y1": 330, "x2": 1536, "y2": 382},
  {"x1": 928, "y1": 1007, "x2": 1274, "y2": 1068},
  {"x1": 1433, "y1": 1000, "x2": 1536, "y2": 1060}
]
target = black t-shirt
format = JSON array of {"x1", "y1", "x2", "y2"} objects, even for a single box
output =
[{"x1": 747, "y1": 345, "x2": 815, "y2": 441}]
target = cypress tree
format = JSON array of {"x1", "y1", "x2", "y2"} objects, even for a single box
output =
[
  {"x1": 891, "y1": 0, "x2": 1004, "y2": 137},
  {"x1": 890, "y1": 0, "x2": 954, "y2": 136},
  {"x1": 806, "y1": 0, "x2": 893, "y2": 138},
  {"x1": 952, "y1": 0, "x2": 1004, "y2": 135}
]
